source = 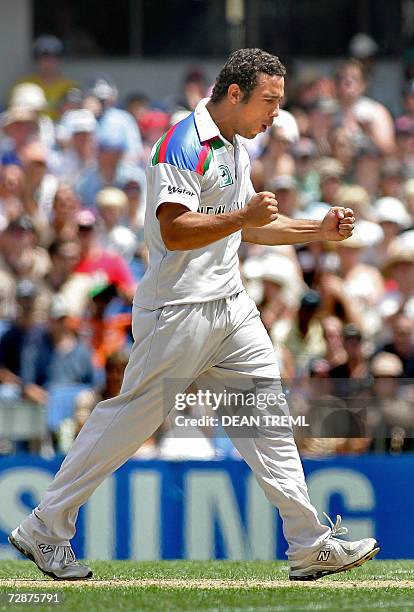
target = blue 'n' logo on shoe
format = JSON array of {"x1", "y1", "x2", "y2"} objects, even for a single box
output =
[
  {"x1": 38, "y1": 543, "x2": 54, "y2": 555},
  {"x1": 317, "y1": 550, "x2": 330, "y2": 562}
]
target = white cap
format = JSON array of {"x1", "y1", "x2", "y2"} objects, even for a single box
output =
[
  {"x1": 63, "y1": 109, "x2": 96, "y2": 135},
  {"x1": 273, "y1": 109, "x2": 299, "y2": 144},
  {"x1": 349, "y1": 33, "x2": 379, "y2": 59},
  {"x1": 374, "y1": 197, "x2": 411, "y2": 229},
  {"x1": 107, "y1": 226, "x2": 137, "y2": 261},
  {"x1": 339, "y1": 220, "x2": 383, "y2": 248},
  {"x1": 243, "y1": 253, "x2": 306, "y2": 307},
  {"x1": 10, "y1": 83, "x2": 47, "y2": 111}
]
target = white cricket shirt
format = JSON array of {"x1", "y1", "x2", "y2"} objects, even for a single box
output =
[{"x1": 134, "y1": 98, "x2": 255, "y2": 309}]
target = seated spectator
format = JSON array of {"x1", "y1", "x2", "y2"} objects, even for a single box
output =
[
  {"x1": 0, "y1": 164, "x2": 24, "y2": 228},
  {"x1": 117, "y1": 164, "x2": 147, "y2": 232},
  {"x1": 307, "y1": 98, "x2": 338, "y2": 155},
  {"x1": 88, "y1": 76, "x2": 143, "y2": 162},
  {"x1": 50, "y1": 109, "x2": 96, "y2": 185},
  {"x1": 0, "y1": 108, "x2": 39, "y2": 166},
  {"x1": 71, "y1": 283, "x2": 132, "y2": 370},
  {"x1": 20, "y1": 297, "x2": 94, "y2": 405},
  {"x1": 328, "y1": 127, "x2": 355, "y2": 178},
  {"x1": 95, "y1": 187, "x2": 137, "y2": 260},
  {"x1": 333, "y1": 59, "x2": 395, "y2": 156},
  {"x1": 380, "y1": 232, "x2": 414, "y2": 319},
  {"x1": 321, "y1": 316, "x2": 347, "y2": 369},
  {"x1": 334, "y1": 223, "x2": 385, "y2": 338},
  {"x1": 372, "y1": 196, "x2": 411, "y2": 263},
  {"x1": 316, "y1": 268, "x2": 364, "y2": 331},
  {"x1": 315, "y1": 157, "x2": 344, "y2": 206},
  {"x1": 395, "y1": 114, "x2": 414, "y2": 179},
  {"x1": 74, "y1": 210, "x2": 136, "y2": 302},
  {"x1": 11, "y1": 35, "x2": 77, "y2": 120},
  {"x1": 20, "y1": 142, "x2": 59, "y2": 240},
  {"x1": 0, "y1": 215, "x2": 50, "y2": 320},
  {"x1": 42, "y1": 240, "x2": 91, "y2": 319},
  {"x1": 0, "y1": 280, "x2": 41, "y2": 398},
  {"x1": 375, "y1": 314, "x2": 414, "y2": 378},
  {"x1": 302, "y1": 157, "x2": 344, "y2": 220},
  {"x1": 291, "y1": 137, "x2": 319, "y2": 207},
  {"x1": 334, "y1": 184, "x2": 375, "y2": 222},
  {"x1": 243, "y1": 252, "x2": 305, "y2": 378},
  {"x1": 44, "y1": 184, "x2": 81, "y2": 246},
  {"x1": 8, "y1": 83, "x2": 55, "y2": 150},
  {"x1": 369, "y1": 352, "x2": 414, "y2": 452},
  {"x1": 73, "y1": 351, "x2": 131, "y2": 444},
  {"x1": 251, "y1": 124, "x2": 295, "y2": 191},
  {"x1": 283, "y1": 290, "x2": 326, "y2": 373},
  {"x1": 378, "y1": 158, "x2": 405, "y2": 199},
  {"x1": 265, "y1": 175, "x2": 299, "y2": 217},
  {"x1": 329, "y1": 323, "x2": 369, "y2": 380},
  {"x1": 75, "y1": 132, "x2": 144, "y2": 208},
  {"x1": 353, "y1": 139, "x2": 382, "y2": 198}
]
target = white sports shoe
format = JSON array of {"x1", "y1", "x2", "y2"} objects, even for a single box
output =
[
  {"x1": 289, "y1": 514, "x2": 380, "y2": 581},
  {"x1": 9, "y1": 525, "x2": 92, "y2": 580}
]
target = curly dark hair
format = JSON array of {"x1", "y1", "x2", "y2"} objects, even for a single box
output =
[{"x1": 210, "y1": 48, "x2": 286, "y2": 103}]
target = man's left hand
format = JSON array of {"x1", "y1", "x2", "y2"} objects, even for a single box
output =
[{"x1": 321, "y1": 207, "x2": 355, "y2": 241}]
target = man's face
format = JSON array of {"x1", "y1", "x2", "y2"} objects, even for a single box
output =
[
  {"x1": 336, "y1": 66, "x2": 365, "y2": 101},
  {"x1": 232, "y1": 74, "x2": 284, "y2": 139}
]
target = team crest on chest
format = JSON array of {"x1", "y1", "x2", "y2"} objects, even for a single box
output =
[{"x1": 218, "y1": 164, "x2": 234, "y2": 188}]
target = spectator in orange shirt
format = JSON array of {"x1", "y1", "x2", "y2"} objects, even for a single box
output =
[{"x1": 71, "y1": 283, "x2": 132, "y2": 370}]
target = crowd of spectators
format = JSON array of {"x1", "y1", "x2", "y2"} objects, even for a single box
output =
[{"x1": 1, "y1": 34, "x2": 414, "y2": 458}]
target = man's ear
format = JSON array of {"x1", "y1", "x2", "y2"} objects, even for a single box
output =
[{"x1": 227, "y1": 84, "x2": 242, "y2": 105}]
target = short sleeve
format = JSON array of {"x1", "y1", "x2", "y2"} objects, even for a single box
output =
[
  {"x1": 152, "y1": 163, "x2": 202, "y2": 214},
  {"x1": 245, "y1": 176, "x2": 256, "y2": 204}
]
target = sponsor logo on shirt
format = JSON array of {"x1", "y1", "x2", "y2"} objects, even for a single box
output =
[
  {"x1": 167, "y1": 185, "x2": 195, "y2": 197},
  {"x1": 218, "y1": 165, "x2": 234, "y2": 188},
  {"x1": 198, "y1": 201, "x2": 243, "y2": 215}
]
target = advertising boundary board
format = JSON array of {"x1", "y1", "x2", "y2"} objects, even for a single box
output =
[{"x1": 0, "y1": 455, "x2": 411, "y2": 560}]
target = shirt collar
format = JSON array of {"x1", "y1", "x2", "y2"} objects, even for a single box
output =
[{"x1": 194, "y1": 97, "x2": 234, "y2": 145}]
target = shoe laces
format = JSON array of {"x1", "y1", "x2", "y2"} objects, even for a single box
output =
[
  {"x1": 54, "y1": 545, "x2": 76, "y2": 565},
  {"x1": 323, "y1": 512, "x2": 348, "y2": 537}
]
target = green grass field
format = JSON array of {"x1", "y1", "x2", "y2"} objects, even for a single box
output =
[{"x1": 1, "y1": 560, "x2": 414, "y2": 611}]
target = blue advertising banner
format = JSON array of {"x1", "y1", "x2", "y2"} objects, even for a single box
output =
[{"x1": 0, "y1": 455, "x2": 412, "y2": 560}]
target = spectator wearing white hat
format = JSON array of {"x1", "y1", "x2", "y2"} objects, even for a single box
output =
[
  {"x1": 380, "y1": 231, "x2": 414, "y2": 320},
  {"x1": 335, "y1": 221, "x2": 385, "y2": 338},
  {"x1": 243, "y1": 252, "x2": 305, "y2": 378},
  {"x1": 87, "y1": 77, "x2": 143, "y2": 163},
  {"x1": 8, "y1": 83, "x2": 55, "y2": 150},
  {"x1": 50, "y1": 109, "x2": 96, "y2": 186},
  {"x1": 0, "y1": 107, "x2": 39, "y2": 166},
  {"x1": 95, "y1": 187, "x2": 137, "y2": 261},
  {"x1": 373, "y1": 196, "x2": 412, "y2": 263}
]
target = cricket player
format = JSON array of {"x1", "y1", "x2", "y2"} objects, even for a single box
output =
[{"x1": 9, "y1": 48, "x2": 379, "y2": 581}]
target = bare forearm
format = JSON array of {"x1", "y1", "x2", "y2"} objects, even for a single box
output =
[
  {"x1": 242, "y1": 214, "x2": 323, "y2": 245},
  {"x1": 164, "y1": 209, "x2": 244, "y2": 250}
]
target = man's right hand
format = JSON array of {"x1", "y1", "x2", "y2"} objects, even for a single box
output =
[{"x1": 241, "y1": 191, "x2": 279, "y2": 228}]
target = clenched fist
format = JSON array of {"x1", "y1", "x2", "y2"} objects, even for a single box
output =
[
  {"x1": 321, "y1": 207, "x2": 355, "y2": 241},
  {"x1": 241, "y1": 191, "x2": 279, "y2": 228}
]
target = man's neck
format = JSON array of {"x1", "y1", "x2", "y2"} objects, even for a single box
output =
[{"x1": 205, "y1": 101, "x2": 235, "y2": 142}]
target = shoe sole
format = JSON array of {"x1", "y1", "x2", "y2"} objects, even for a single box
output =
[
  {"x1": 8, "y1": 534, "x2": 93, "y2": 581},
  {"x1": 289, "y1": 542, "x2": 380, "y2": 581}
]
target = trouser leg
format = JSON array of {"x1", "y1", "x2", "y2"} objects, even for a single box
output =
[
  {"x1": 22, "y1": 304, "x2": 219, "y2": 544},
  {"x1": 201, "y1": 292, "x2": 330, "y2": 561}
]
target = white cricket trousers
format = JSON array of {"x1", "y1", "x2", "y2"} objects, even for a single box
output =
[{"x1": 23, "y1": 291, "x2": 330, "y2": 561}]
